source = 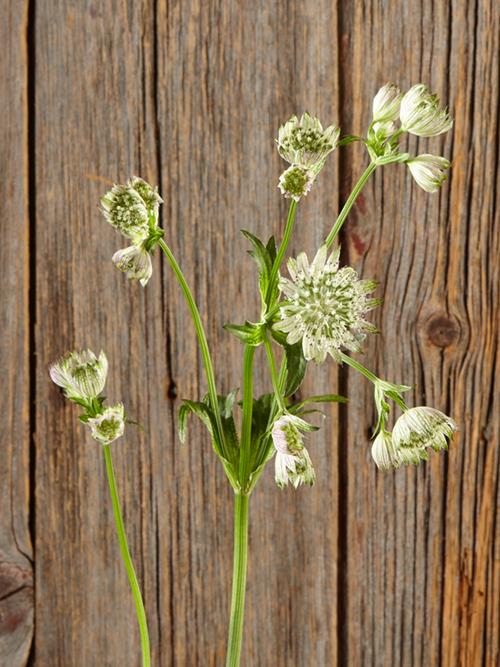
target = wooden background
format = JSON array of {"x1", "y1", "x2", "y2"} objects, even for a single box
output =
[{"x1": 1, "y1": 0, "x2": 498, "y2": 665}]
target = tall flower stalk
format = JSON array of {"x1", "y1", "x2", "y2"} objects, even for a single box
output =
[{"x1": 52, "y1": 81, "x2": 457, "y2": 664}]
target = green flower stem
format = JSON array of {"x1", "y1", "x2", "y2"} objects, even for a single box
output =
[
  {"x1": 226, "y1": 493, "x2": 249, "y2": 667},
  {"x1": 238, "y1": 344, "x2": 255, "y2": 489},
  {"x1": 324, "y1": 161, "x2": 377, "y2": 248},
  {"x1": 263, "y1": 332, "x2": 286, "y2": 413},
  {"x1": 266, "y1": 200, "x2": 298, "y2": 304},
  {"x1": 158, "y1": 238, "x2": 226, "y2": 455},
  {"x1": 339, "y1": 352, "x2": 379, "y2": 384},
  {"x1": 103, "y1": 445, "x2": 150, "y2": 667}
]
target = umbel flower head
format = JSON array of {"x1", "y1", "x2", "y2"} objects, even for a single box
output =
[
  {"x1": 49, "y1": 349, "x2": 108, "y2": 401},
  {"x1": 392, "y1": 406, "x2": 457, "y2": 465},
  {"x1": 407, "y1": 154, "x2": 450, "y2": 193},
  {"x1": 88, "y1": 403, "x2": 126, "y2": 445},
  {"x1": 275, "y1": 245, "x2": 380, "y2": 363},
  {"x1": 372, "y1": 83, "x2": 402, "y2": 123},
  {"x1": 271, "y1": 415, "x2": 316, "y2": 488},
  {"x1": 278, "y1": 165, "x2": 314, "y2": 202},
  {"x1": 277, "y1": 112, "x2": 340, "y2": 170},
  {"x1": 400, "y1": 84, "x2": 453, "y2": 137},
  {"x1": 112, "y1": 244, "x2": 153, "y2": 286}
]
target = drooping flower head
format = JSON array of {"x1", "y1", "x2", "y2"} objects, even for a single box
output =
[
  {"x1": 87, "y1": 403, "x2": 126, "y2": 445},
  {"x1": 112, "y1": 244, "x2": 153, "y2": 286},
  {"x1": 407, "y1": 154, "x2": 450, "y2": 193},
  {"x1": 372, "y1": 83, "x2": 402, "y2": 123},
  {"x1": 49, "y1": 349, "x2": 108, "y2": 401},
  {"x1": 371, "y1": 430, "x2": 400, "y2": 470},
  {"x1": 278, "y1": 165, "x2": 314, "y2": 201},
  {"x1": 271, "y1": 415, "x2": 316, "y2": 488},
  {"x1": 392, "y1": 407, "x2": 457, "y2": 465},
  {"x1": 400, "y1": 84, "x2": 453, "y2": 137},
  {"x1": 277, "y1": 112, "x2": 340, "y2": 170},
  {"x1": 275, "y1": 246, "x2": 380, "y2": 363}
]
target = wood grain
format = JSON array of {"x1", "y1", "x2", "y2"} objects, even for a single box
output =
[
  {"x1": 0, "y1": 1, "x2": 33, "y2": 665},
  {"x1": 0, "y1": 0, "x2": 497, "y2": 665}
]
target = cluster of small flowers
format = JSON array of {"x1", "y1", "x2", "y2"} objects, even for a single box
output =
[
  {"x1": 370, "y1": 83, "x2": 453, "y2": 192},
  {"x1": 101, "y1": 176, "x2": 163, "y2": 286},
  {"x1": 276, "y1": 113, "x2": 340, "y2": 201},
  {"x1": 49, "y1": 350, "x2": 125, "y2": 446}
]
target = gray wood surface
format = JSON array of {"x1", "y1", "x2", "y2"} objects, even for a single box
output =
[{"x1": 0, "y1": 1, "x2": 498, "y2": 665}]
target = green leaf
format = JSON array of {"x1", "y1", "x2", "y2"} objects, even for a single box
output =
[
  {"x1": 178, "y1": 399, "x2": 217, "y2": 446},
  {"x1": 224, "y1": 321, "x2": 263, "y2": 346},
  {"x1": 283, "y1": 341, "x2": 307, "y2": 396},
  {"x1": 290, "y1": 394, "x2": 348, "y2": 411}
]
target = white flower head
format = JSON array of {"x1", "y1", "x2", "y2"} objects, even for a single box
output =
[
  {"x1": 87, "y1": 403, "x2": 125, "y2": 445},
  {"x1": 272, "y1": 415, "x2": 316, "y2": 488},
  {"x1": 112, "y1": 243, "x2": 153, "y2": 286},
  {"x1": 100, "y1": 184, "x2": 150, "y2": 241},
  {"x1": 371, "y1": 430, "x2": 400, "y2": 470},
  {"x1": 50, "y1": 349, "x2": 108, "y2": 401},
  {"x1": 393, "y1": 406, "x2": 457, "y2": 465},
  {"x1": 275, "y1": 245, "x2": 380, "y2": 363},
  {"x1": 277, "y1": 112, "x2": 340, "y2": 169},
  {"x1": 407, "y1": 154, "x2": 450, "y2": 193},
  {"x1": 127, "y1": 176, "x2": 163, "y2": 214},
  {"x1": 400, "y1": 84, "x2": 453, "y2": 137},
  {"x1": 372, "y1": 83, "x2": 402, "y2": 123},
  {"x1": 278, "y1": 165, "x2": 314, "y2": 201}
]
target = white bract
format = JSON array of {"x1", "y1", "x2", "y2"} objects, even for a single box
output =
[
  {"x1": 371, "y1": 430, "x2": 400, "y2": 470},
  {"x1": 372, "y1": 83, "x2": 402, "y2": 123},
  {"x1": 50, "y1": 349, "x2": 108, "y2": 401},
  {"x1": 400, "y1": 84, "x2": 453, "y2": 137},
  {"x1": 275, "y1": 245, "x2": 379, "y2": 363},
  {"x1": 407, "y1": 154, "x2": 450, "y2": 193},
  {"x1": 392, "y1": 406, "x2": 457, "y2": 465},
  {"x1": 277, "y1": 112, "x2": 340, "y2": 169},
  {"x1": 113, "y1": 244, "x2": 153, "y2": 286},
  {"x1": 88, "y1": 403, "x2": 126, "y2": 445},
  {"x1": 271, "y1": 415, "x2": 316, "y2": 488}
]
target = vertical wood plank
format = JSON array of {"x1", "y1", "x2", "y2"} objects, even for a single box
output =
[
  {"x1": 0, "y1": 1, "x2": 34, "y2": 665},
  {"x1": 337, "y1": 1, "x2": 499, "y2": 665}
]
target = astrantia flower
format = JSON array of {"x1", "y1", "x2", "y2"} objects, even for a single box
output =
[
  {"x1": 277, "y1": 113, "x2": 340, "y2": 170},
  {"x1": 100, "y1": 184, "x2": 150, "y2": 241},
  {"x1": 371, "y1": 430, "x2": 400, "y2": 470},
  {"x1": 112, "y1": 244, "x2": 153, "y2": 286},
  {"x1": 275, "y1": 245, "x2": 380, "y2": 363},
  {"x1": 50, "y1": 349, "x2": 108, "y2": 401},
  {"x1": 128, "y1": 176, "x2": 163, "y2": 214},
  {"x1": 278, "y1": 165, "x2": 314, "y2": 201},
  {"x1": 392, "y1": 406, "x2": 457, "y2": 465},
  {"x1": 400, "y1": 84, "x2": 453, "y2": 137},
  {"x1": 372, "y1": 83, "x2": 402, "y2": 123},
  {"x1": 271, "y1": 415, "x2": 316, "y2": 488},
  {"x1": 407, "y1": 154, "x2": 450, "y2": 193},
  {"x1": 87, "y1": 403, "x2": 126, "y2": 445}
]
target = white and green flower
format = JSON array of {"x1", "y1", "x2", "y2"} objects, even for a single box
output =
[
  {"x1": 407, "y1": 154, "x2": 450, "y2": 193},
  {"x1": 371, "y1": 429, "x2": 400, "y2": 470},
  {"x1": 87, "y1": 403, "x2": 126, "y2": 445},
  {"x1": 50, "y1": 349, "x2": 108, "y2": 401},
  {"x1": 372, "y1": 83, "x2": 402, "y2": 123},
  {"x1": 112, "y1": 243, "x2": 153, "y2": 286},
  {"x1": 278, "y1": 165, "x2": 314, "y2": 201},
  {"x1": 392, "y1": 406, "x2": 457, "y2": 465},
  {"x1": 400, "y1": 84, "x2": 453, "y2": 137},
  {"x1": 271, "y1": 415, "x2": 316, "y2": 488},
  {"x1": 277, "y1": 112, "x2": 340, "y2": 170},
  {"x1": 127, "y1": 176, "x2": 163, "y2": 214},
  {"x1": 100, "y1": 184, "x2": 150, "y2": 241},
  {"x1": 275, "y1": 245, "x2": 380, "y2": 363}
]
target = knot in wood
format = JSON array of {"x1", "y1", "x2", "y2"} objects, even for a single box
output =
[{"x1": 425, "y1": 313, "x2": 461, "y2": 348}]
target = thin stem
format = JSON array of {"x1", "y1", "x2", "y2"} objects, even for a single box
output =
[
  {"x1": 103, "y1": 445, "x2": 150, "y2": 667},
  {"x1": 263, "y1": 332, "x2": 286, "y2": 413},
  {"x1": 339, "y1": 351, "x2": 379, "y2": 384},
  {"x1": 158, "y1": 238, "x2": 226, "y2": 455},
  {"x1": 265, "y1": 200, "x2": 298, "y2": 305},
  {"x1": 226, "y1": 493, "x2": 249, "y2": 667},
  {"x1": 324, "y1": 161, "x2": 377, "y2": 248},
  {"x1": 238, "y1": 344, "x2": 255, "y2": 489}
]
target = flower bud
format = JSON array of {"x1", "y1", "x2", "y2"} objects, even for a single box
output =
[
  {"x1": 87, "y1": 403, "x2": 126, "y2": 445},
  {"x1": 112, "y1": 244, "x2": 153, "y2": 286},
  {"x1": 272, "y1": 415, "x2": 316, "y2": 488},
  {"x1": 127, "y1": 176, "x2": 163, "y2": 214},
  {"x1": 371, "y1": 430, "x2": 400, "y2": 470},
  {"x1": 400, "y1": 84, "x2": 453, "y2": 137},
  {"x1": 372, "y1": 83, "x2": 402, "y2": 123},
  {"x1": 50, "y1": 349, "x2": 108, "y2": 401},
  {"x1": 407, "y1": 154, "x2": 450, "y2": 193}
]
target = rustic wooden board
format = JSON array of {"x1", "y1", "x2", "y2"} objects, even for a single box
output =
[
  {"x1": 0, "y1": 1, "x2": 34, "y2": 665},
  {"x1": 0, "y1": 0, "x2": 497, "y2": 665}
]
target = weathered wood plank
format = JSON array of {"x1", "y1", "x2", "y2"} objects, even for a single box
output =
[
  {"x1": 0, "y1": 1, "x2": 34, "y2": 665},
  {"x1": 338, "y1": 1, "x2": 499, "y2": 665}
]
